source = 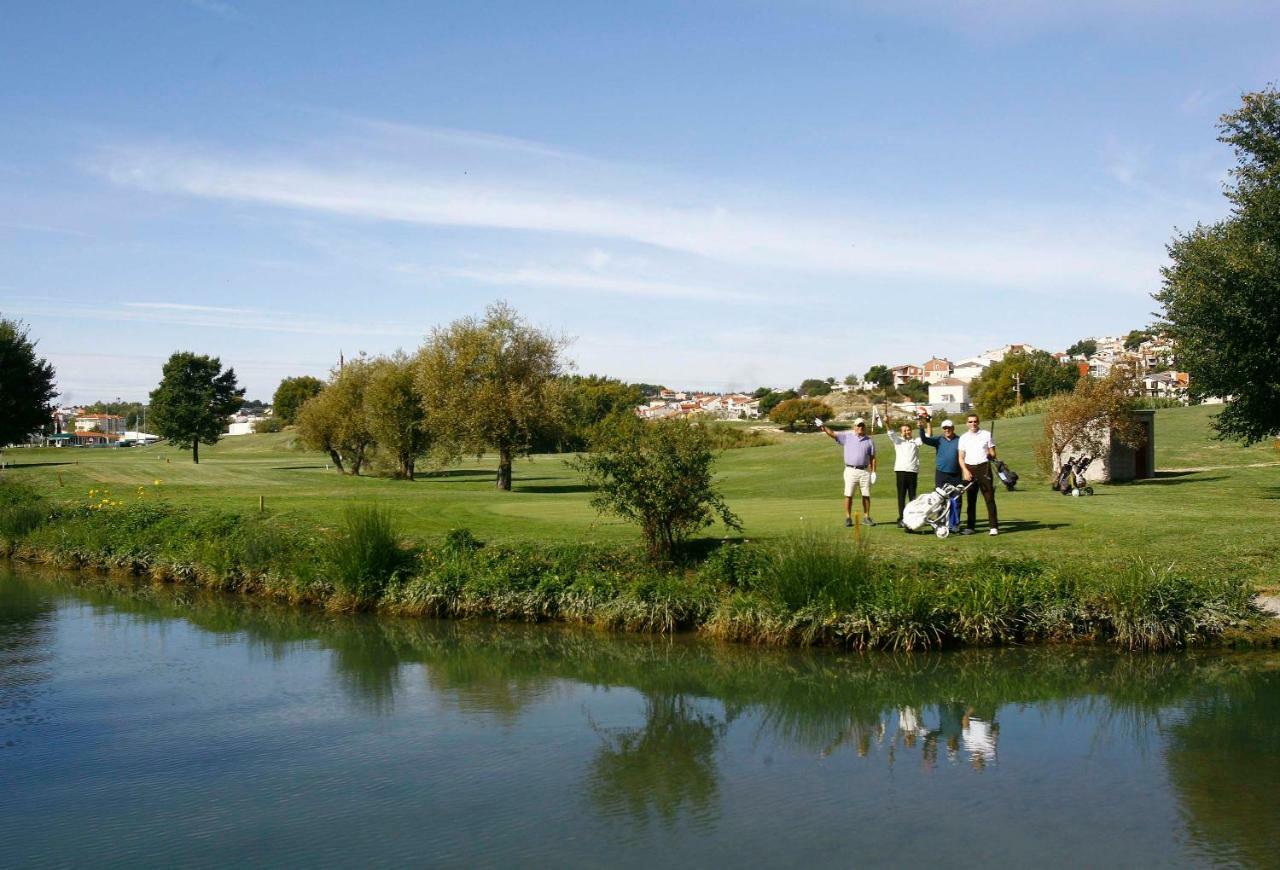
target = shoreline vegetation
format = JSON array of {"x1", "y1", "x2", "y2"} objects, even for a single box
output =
[{"x1": 1, "y1": 482, "x2": 1270, "y2": 651}]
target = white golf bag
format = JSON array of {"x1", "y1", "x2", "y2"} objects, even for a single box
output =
[{"x1": 901, "y1": 481, "x2": 973, "y2": 538}]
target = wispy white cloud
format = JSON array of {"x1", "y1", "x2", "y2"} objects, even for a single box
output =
[
  {"x1": 90, "y1": 132, "x2": 1160, "y2": 294},
  {"x1": 0, "y1": 296, "x2": 419, "y2": 337},
  {"x1": 448, "y1": 266, "x2": 767, "y2": 303}
]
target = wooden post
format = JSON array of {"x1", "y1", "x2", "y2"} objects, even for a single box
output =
[
  {"x1": 259, "y1": 495, "x2": 265, "y2": 513},
  {"x1": 853, "y1": 510, "x2": 862, "y2": 544}
]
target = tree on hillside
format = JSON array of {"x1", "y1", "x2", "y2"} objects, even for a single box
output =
[
  {"x1": 769, "y1": 397, "x2": 834, "y2": 432},
  {"x1": 0, "y1": 317, "x2": 58, "y2": 447},
  {"x1": 1157, "y1": 86, "x2": 1280, "y2": 443},
  {"x1": 1034, "y1": 365, "x2": 1143, "y2": 476},
  {"x1": 572, "y1": 416, "x2": 741, "y2": 562},
  {"x1": 364, "y1": 353, "x2": 434, "y2": 479},
  {"x1": 272, "y1": 375, "x2": 324, "y2": 425},
  {"x1": 897, "y1": 378, "x2": 928, "y2": 403},
  {"x1": 1124, "y1": 328, "x2": 1155, "y2": 350},
  {"x1": 971, "y1": 350, "x2": 1078, "y2": 419},
  {"x1": 799, "y1": 378, "x2": 832, "y2": 396},
  {"x1": 1066, "y1": 338, "x2": 1097, "y2": 358},
  {"x1": 296, "y1": 358, "x2": 376, "y2": 475},
  {"x1": 148, "y1": 352, "x2": 244, "y2": 464},
  {"x1": 843, "y1": 373, "x2": 861, "y2": 387},
  {"x1": 415, "y1": 302, "x2": 568, "y2": 491},
  {"x1": 864, "y1": 364, "x2": 893, "y2": 391}
]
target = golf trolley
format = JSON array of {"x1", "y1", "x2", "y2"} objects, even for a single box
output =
[
  {"x1": 902, "y1": 480, "x2": 974, "y2": 538},
  {"x1": 1053, "y1": 456, "x2": 1095, "y2": 497}
]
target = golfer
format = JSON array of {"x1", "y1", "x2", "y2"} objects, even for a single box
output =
[
  {"x1": 957, "y1": 413, "x2": 999, "y2": 536},
  {"x1": 920, "y1": 412, "x2": 962, "y2": 532},
  {"x1": 816, "y1": 417, "x2": 877, "y2": 527},
  {"x1": 887, "y1": 423, "x2": 922, "y2": 528}
]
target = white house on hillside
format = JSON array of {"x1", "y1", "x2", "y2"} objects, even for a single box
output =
[
  {"x1": 922, "y1": 357, "x2": 954, "y2": 384},
  {"x1": 952, "y1": 357, "x2": 990, "y2": 384},
  {"x1": 928, "y1": 378, "x2": 970, "y2": 407}
]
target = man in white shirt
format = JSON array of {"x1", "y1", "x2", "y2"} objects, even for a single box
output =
[
  {"x1": 887, "y1": 423, "x2": 922, "y2": 527},
  {"x1": 957, "y1": 413, "x2": 999, "y2": 536}
]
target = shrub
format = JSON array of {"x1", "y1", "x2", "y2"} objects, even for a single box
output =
[
  {"x1": 750, "y1": 529, "x2": 876, "y2": 612},
  {"x1": 769, "y1": 398, "x2": 834, "y2": 432},
  {"x1": 254, "y1": 416, "x2": 285, "y2": 433},
  {"x1": 573, "y1": 417, "x2": 742, "y2": 562},
  {"x1": 443, "y1": 527, "x2": 484, "y2": 555},
  {"x1": 324, "y1": 506, "x2": 412, "y2": 602}
]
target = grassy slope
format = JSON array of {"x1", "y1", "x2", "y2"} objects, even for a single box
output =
[{"x1": 3, "y1": 405, "x2": 1277, "y2": 588}]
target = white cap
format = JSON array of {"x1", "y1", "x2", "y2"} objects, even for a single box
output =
[
  {"x1": 941, "y1": 419, "x2": 955, "y2": 428},
  {"x1": 853, "y1": 417, "x2": 866, "y2": 425}
]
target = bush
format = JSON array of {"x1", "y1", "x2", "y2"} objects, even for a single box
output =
[
  {"x1": 748, "y1": 529, "x2": 876, "y2": 611},
  {"x1": 254, "y1": 416, "x2": 286, "y2": 433},
  {"x1": 443, "y1": 527, "x2": 484, "y2": 555},
  {"x1": 573, "y1": 417, "x2": 742, "y2": 562},
  {"x1": 769, "y1": 398, "x2": 834, "y2": 432},
  {"x1": 325, "y1": 506, "x2": 413, "y2": 602}
]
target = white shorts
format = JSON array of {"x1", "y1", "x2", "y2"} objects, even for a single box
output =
[{"x1": 843, "y1": 466, "x2": 871, "y2": 497}]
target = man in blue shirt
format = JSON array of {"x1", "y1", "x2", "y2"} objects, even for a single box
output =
[
  {"x1": 920, "y1": 413, "x2": 962, "y2": 532},
  {"x1": 817, "y1": 417, "x2": 878, "y2": 527}
]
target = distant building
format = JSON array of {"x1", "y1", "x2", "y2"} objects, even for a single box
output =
[
  {"x1": 928, "y1": 378, "x2": 970, "y2": 408},
  {"x1": 890, "y1": 364, "x2": 924, "y2": 387},
  {"x1": 952, "y1": 357, "x2": 991, "y2": 384},
  {"x1": 922, "y1": 357, "x2": 954, "y2": 384},
  {"x1": 74, "y1": 414, "x2": 126, "y2": 435}
]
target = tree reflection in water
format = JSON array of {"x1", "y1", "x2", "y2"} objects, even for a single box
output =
[{"x1": 587, "y1": 693, "x2": 726, "y2": 827}]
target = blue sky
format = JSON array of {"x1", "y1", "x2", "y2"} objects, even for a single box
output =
[{"x1": 3, "y1": 1, "x2": 1277, "y2": 402}]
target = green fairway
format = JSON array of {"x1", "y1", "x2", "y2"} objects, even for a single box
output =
[{"x1": 3, "y1": 405, "x2": 1277, "y2": 589}]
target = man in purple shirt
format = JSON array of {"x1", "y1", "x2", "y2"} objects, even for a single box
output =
[{"x1": 816, "y1": 416, "x2": 878, "y2": 527}]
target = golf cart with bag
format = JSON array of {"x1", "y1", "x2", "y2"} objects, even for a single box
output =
[
  {"x1": 1055, "y1": 455, "x2": 1095, "y2": 496},
  {"x1": 902, "y1": 479, "x2": 974, "y2": 538}
]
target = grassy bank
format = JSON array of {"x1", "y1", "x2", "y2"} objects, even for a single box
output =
[{"x1": 0, "y1": 483, "x2": 1266, "y2": 651}]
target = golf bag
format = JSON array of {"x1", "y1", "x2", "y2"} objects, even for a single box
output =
[
  {"x1": 993, "y1": 458, "x2": 1018, "y2": 491},
  {"x1": 902, "y1": 481, "x2": 973, "y2": 538},
  {"x1": 1055, "y1": 456, "x2": 1094, "y2": 496}
]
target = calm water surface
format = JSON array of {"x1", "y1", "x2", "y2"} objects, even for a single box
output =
[{"x1": 2, "y1": 566, "x2": 1278, "y2": 868}]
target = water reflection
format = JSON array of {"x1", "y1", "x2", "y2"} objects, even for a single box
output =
[{"x1": 4, "y1": 568, "x2": 1278, "y2": 863}]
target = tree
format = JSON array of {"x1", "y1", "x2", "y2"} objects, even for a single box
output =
[
  {"x1": 296, "y1": 358, "x2": 376, "y2": 474},
  {"x1": 769, "y1": 397, "x2": 835, "y2": 432},
  {"x1": 272, "y1": 375, "x2": 323, "y2": 424},
  {"x1": 757, "y1": 389, "x2": 797, "y2": 416},
  {"x1": 1124, "y1": 328, "x2": 1154, "y2": 351},
  {"x1": 1034, "y1": 366, "x2": 1144, "y2": 476},
  {"x1": 364, "y1": 352, "x2": 434, "y2": 479},
  {"x1": 1157, "y1": 87, "x2": 1280, "y2": 443},
  {"x1": 864, "y1": 364, "x2": 893, "y2": 391},
  {"x1": 897, "y1": 378, "x2": 929, "y2": 403},
  {"x1": 0, "y1": 318, "x2": 58, "y2": 447},
  {"x1": 1066, "y1": 339, "x2": 1097, "y2": 358},
  {"x1": 843, "y1": 373, "x2": 861, "y2": 387},
  {"x1": 971, "y1": 350, "x2": 1078, "y2": 419},
  {"x1": 148, "y1": 352, "x2": 244, "y2": 463},
  {"x1": 799, "y1": 378, "x2": 832, "y2": 396},
  {"x1": 415, "y1": 302, "x2": 568, "y2": 490},
  {"x1": 554, "y1": 375, "x2": 645, "y2": 452},
  {"x1": 572, "y1": 417, "x2": 741, "y2": 561}
]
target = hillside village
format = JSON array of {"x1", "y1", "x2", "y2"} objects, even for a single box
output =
[{"x1": 635, "y1": 332, "x2": 1190, "y2": 422}]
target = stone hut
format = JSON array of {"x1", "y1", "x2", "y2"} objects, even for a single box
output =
[{"x1": 1059, "y1": 409, "x2": 1156, "y2": 483}]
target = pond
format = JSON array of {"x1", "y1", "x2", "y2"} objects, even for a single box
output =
[{"x1": 2, "y1": 565, "x2": 1277, "y2": 868}]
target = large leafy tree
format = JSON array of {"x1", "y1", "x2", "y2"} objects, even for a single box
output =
[
  {"x1": 296, "y1": 357, "x2": 376, "y2": 475},
  {"x1": 271, "y1": 375, "x2": 323, "y2": 424},
  {"x1": 148, "y1": 352, "x2": 244, "y2": 463},
  {"x1": 0, "y1": 317, "x2": 58, "y2": 447},
  {"x1": 1066, "y1": 338, "x2": 1097, "y2": 358},
  {"x1": 415, "y1": 302, "x2": 568, "y2": 490},
  {"x1": 554, "y1": 374, "x2": 645, "y2": 452},
  {"x1": 364, "y1": 352, "x2": 433, "y2": 479},
  {"x1": 768, "y1": 397, "x2": 834, "y2": 432},
  {"x1": 971, "y1": 350, "x2": 1077, "y2": 419},
  {"x1": 1157, "y1": 86, "x2": 1280, "y2": 443},
  {"x1": 1034, "y1": 365, "x2": 1143, "y2": 476},
  {"x1": 573, "y1": 416, "x2": 741, "y2": 562},
  {"x1": 799, "y1": 378, "x2": 832, "y2": 396}
]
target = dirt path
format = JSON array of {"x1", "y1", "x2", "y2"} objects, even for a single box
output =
[{"x1": 1163, "y1": 461, "x2": 1280, "y2": 473}]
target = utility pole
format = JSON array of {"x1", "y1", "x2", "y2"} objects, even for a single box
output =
[{"x1": 1013, "y1": 372, "x2": 1023, "y2": 406}]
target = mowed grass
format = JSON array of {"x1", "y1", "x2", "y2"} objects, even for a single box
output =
[{"x1": 3, "y1": 405, "x2": 1277, "y2": 589}]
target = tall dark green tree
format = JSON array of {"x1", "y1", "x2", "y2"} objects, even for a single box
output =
[
  {"x1": 864, "y1": 364, "x2": 893, "y2": 391},
  {"x1": 272, "y1": 375, "x2": 324, "y2": 424},
  {"x1": 1158, "y1": 86, "x2": 1280, "y2": 443},
  {"x1": 0, "y1": 318, "x2": 58, "y2": 447},
  {"x1": 148, "y1": 352, "x2": 244, "y2": 463}
]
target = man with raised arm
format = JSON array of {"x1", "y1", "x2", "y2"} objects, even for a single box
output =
[
  {"x1": 919, "y1": 410, "x2": 962, "y2": 533},
  {"x1": 816, "y1": 417, "x2": 877, "y2": 528}
]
